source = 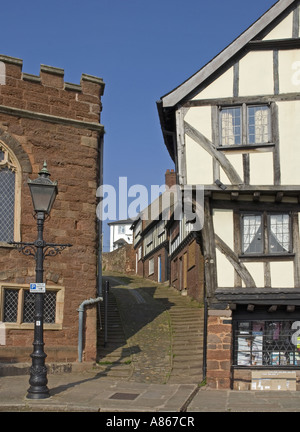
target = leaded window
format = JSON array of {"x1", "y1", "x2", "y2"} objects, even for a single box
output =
[
  {"x1": 3, "y1": 287, "x2": 57, "y2": 324},
  {"x1": 0, "y1": 142, "x2": 19, "y2": 242},
  {"x1": 241, "y1": 212, "x2": 291, "y2": 256},
  {"x1": 220, "y1": 104, "x2": 271, "y2": 147}
]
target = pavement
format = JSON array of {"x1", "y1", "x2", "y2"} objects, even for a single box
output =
[
  {"x1": 1, "y1": 273, "x2": 300, "y2": 414},
  {"x1": 1, "y1": 371, "x2": 300, "y2": 413}
]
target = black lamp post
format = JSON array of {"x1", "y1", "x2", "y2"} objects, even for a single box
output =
[{"x1": 9, "y1": 162, "x2": 71, "y2": 400}]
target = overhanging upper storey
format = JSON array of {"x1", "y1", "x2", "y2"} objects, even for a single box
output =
[{"x1": 157, "y1": 0, "x2": 300, "y2": 188}]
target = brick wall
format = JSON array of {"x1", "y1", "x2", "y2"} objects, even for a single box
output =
[
  {"x1": 0, "y1": 55, "x2": 105, "y2": 363},
  {"x1": 206, "y1": 310, "x2": 232, "y2": 389},
  {"x1": 143, "y1": 244, "x2": 168, "y2": 283},
  {"x1": 170, "y1": 238, "x2": 204, "y2": 303}
]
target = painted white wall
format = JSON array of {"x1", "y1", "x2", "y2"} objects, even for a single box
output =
[
  {"x1": 263, "y1": 11, "x2": 293, "y2": 41},
  {"x1": 239, "y1": 51, "x2": 274, "y2": 96},
  {"x1": 270, "y1": 261, "x2": 294, "y2": 288},
  {"x1": 278, "y1": 101, "x2": 300, "y2": 185},
  {"x1": 192, "y1": 67, "x2": 234, "y2": 100}
]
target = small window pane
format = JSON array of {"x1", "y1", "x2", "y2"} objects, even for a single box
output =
[
  {"x1": 23, "y1": 291, "x2": 57, "y2": 323},
  {"x1": 0, "y1": 167, "x2": 15, "y2": 242},
  {"x1": 221, "y1": 107, "x2": 241, "y2": 146},
  {"x1": 44, "y1": 291, "x2": 57, "y2": 323},
  {"x1": 269, "y1": 214, "x2": 290, "y2": 254},
  {"x1": 242, "y1": 215, "x2": 263, "y2": 254},
  {"x1": 23, "y1": 291, "x2": 35, "y2": 322},
  {"x1": 3, "y1": 289, "x2": 18, "y2": 322},
  {"x1": 248, "y1": 106, "x2": 270, "y2": 144}
]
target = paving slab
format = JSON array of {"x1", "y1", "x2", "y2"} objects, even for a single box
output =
[{"x1": 0, "y1": 373, "x2": 197, "y2": 412}]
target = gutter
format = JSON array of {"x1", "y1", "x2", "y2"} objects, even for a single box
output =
[{"x1": 78, "y1": 297, "x2": 103, "y2": 362}]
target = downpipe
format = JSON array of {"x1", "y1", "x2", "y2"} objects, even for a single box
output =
[{"x1": 78, "y1": 297, "x2": 103, "y2": 362}]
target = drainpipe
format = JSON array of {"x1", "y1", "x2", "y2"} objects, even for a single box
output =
[
  {"x1": 97, "y1": 134, "x2": 104, "y2": 298},
  {"x1": 203, "y1": 289, "x2": 208, "y2": 382},
  {"x1": 78, "y1": 297, "x2": 103, "y2": 362}
]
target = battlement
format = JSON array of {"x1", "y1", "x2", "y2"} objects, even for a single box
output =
[{"x1": 0, "y1": 54, "x2": 105, "y2": 123}]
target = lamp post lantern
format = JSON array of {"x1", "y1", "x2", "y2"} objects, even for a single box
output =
[{"x1": 9, "y1": 162, "x2": 71, "y2": 400}]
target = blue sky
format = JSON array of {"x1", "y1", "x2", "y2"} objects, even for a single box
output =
[{"x1": 0, "y1": 0, "x2": 277, "y2": 250}]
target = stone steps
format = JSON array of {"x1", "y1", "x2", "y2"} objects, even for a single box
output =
[
  {"x1": 96, "y1": 292, "x2": 132, "y2": 380},
  {"x1": 153, "y1": 285, "x2": 204, "y2": 385}
]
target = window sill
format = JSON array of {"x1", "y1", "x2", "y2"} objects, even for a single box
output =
[
  {"x1": 239, "y1": 253, "x2": 295, "y2": 260},
  {"x1": 3, "y1": 323, "x2": 62, "y2": 330},
  {"x1": 218, "y1": 142, "x2": 275, "y2": 151},
  {"x1": 0, "y1": 242, "x2": 15, "y2": 248}
]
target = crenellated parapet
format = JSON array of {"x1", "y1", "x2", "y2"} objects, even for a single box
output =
[{"x1": 0, "y1": 54, "x2": 105, "y2": 124}]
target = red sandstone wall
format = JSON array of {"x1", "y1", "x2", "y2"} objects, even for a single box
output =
[
  {"x1": 206, "y1": 311, "x2": 232, "y2": 389},
  {"x1": 0, "y1": 55, "x2": 104, "y2": 362}
]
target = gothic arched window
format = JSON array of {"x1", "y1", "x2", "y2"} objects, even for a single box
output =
[{"x1": 0, "y1": 142, "x2": 21, "y2": 243}]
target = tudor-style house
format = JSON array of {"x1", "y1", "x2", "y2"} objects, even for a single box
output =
[{"x1": 158, "y1": 0, "x2": 300, "y2": 390}]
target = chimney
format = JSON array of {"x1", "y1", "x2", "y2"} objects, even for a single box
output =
[{"x1": 165, "y1": 169, "x2": 176, "y2": 188}]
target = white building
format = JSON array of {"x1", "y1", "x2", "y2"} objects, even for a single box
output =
[{"x1": 108, "y1": 219, "x2": 133, "y2": 251}]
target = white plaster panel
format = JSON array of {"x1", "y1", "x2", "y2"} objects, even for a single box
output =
[
  {"x1": 279, "y1": 50, "x2": 300, "y2": 94},
  {"x1": 184, "y1": 106, "x2": 212, "y2": 140},
  {"x1": 192, "y1": 67, "x2": 233, "y2": 100},
  {"x1": 216, "y1": 249, "x2": 235, "y2": 287},
  {"x1": 244, "y1": 262, "x2": 265, "y2": 288},
  {"x1": 277, "y1": 101, "x2": 300, "y2": 185},
  {"x1": 270, "y1": 261, "x2": 294, "y2": 288},
  {"x1": 185, "y1": 135, "x2": 213, "y2": 185},
  {"x1": 213, "y1": 209, "x2": 234, "y2": 249},
  {"x1": 249, "y1": 152, "x2": 274, "y2": 185},
  {"x1": 263, "y1": 12, "x2": 293, "y2": 40},
  {"x1": 239, "y1": 51, "x2": 274, "y2": 96}
]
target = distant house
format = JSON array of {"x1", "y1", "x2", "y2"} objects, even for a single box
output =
[
  {"x1": 108, "y1": 219, "x2": 133, "y2": 251},
  {"x1": 132, "y1": 169, "x2": 176, "y2": 283}
]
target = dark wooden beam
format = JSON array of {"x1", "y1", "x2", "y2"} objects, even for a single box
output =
[
  {"x1": 253, "y1": 192, "x2": 260, "y2": 202},
  {"x1": 275, "y1": 191, "x2": 284, "y2": 202},
  {"x1": 247, "y1": 304, "x2": 255, "y2": 312},
  {"x1": 231, "y1": 192, "x2": 239, "y2": 201},
  {"x1": 287, "y1": 305, "x2": 296, "y2": 313},
  {"x1": 268, "y1": 305, "x2": 278, "y2": 313}
]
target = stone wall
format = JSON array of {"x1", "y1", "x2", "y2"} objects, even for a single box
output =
[
  {"x1": 102, "y1": 244, "x2": 135, "y2": 275},
  {"x1": 0, "y1": 55, "x2": 105, "y2": 363},
  {"x1": 206, "y1": 310, "x2": 232, "y2": 389}
]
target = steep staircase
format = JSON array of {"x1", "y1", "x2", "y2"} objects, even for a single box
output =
[
  {"x1": 152, "y1": 285, "x2": 204, "y2": 385},
  {"x1": 96, "y1": 275, "x2": 205, "y2": 385},
  {"x1": 96, "y1": 291, "x2": 133, "y2": 380}
]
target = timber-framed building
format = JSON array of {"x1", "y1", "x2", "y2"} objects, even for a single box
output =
[{"x1": 158, "y1": 0, "x2": 300, "y2": 390}]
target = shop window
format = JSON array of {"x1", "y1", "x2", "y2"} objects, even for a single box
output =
[{"x1": 233, "y1": 319, "x2": 300, "y2": 367}]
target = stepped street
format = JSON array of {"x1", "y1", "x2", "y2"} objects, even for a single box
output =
[
  {"x1": 97, "y1": 272, "x2": 205, "y2": 385},
  {"x1": 1, "y1": 272, "x2": 300, "y2": 413}
]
